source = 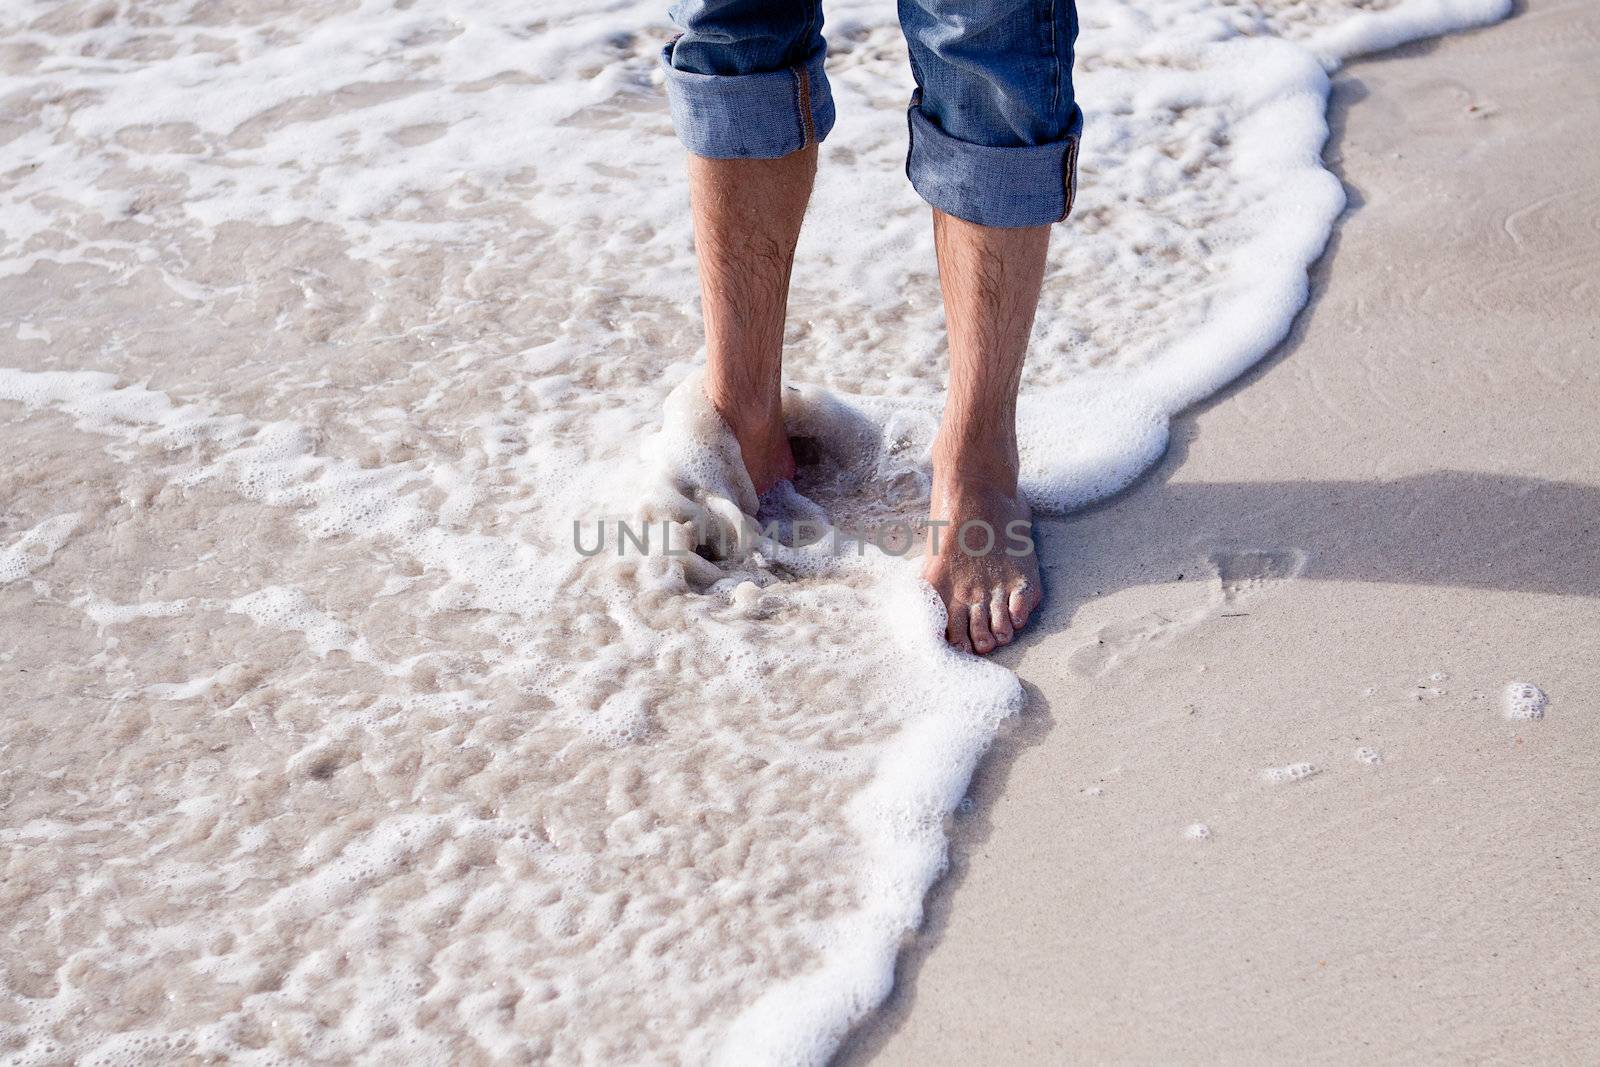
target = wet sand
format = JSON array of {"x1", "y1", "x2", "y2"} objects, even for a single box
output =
[{"x1": 845, "y1": 0, "x2": 1600, "y2": 1060}]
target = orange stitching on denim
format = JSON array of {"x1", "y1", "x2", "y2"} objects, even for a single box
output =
[
  {"x1": 795, "y1": 66, "x2": 815, "y2": 148},
  {"x1": 1060, "y1": 136, "x2": 1080, "y2": 221}
]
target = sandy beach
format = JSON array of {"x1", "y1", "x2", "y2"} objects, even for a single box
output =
[
  {"x1": 847, "y1": 0, "x2": 1600, "y2": 1060},
  {"x1": 1, "y1": 0, "x2": 1594, "y2": 1061}
]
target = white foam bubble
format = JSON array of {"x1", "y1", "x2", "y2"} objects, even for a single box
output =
[
  {"x1": 1503, "y1": 682, "x2": 1548, "y2": 721},
  {"x1": 0, "y1": 512, "x2": 79, "y2": 585}
]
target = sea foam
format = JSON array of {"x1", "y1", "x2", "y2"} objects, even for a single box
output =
[{"x1": 0, "y1": 0, "x2": 1508, "y2": 1062}]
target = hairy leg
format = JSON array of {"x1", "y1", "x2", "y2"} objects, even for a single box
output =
[
  {"x1": 924, "y1": 209, "x2": 1051, "y2": 653},
  {"x1": 688, "y1": 146, "x2": 817, "y2": 493}
]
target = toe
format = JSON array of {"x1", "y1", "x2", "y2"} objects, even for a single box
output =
[
  {"x1": 946, "y1": 601, "x2": 973, "y2": 653},
  {"x1": 1008, "y1": 582, "x2": 1036, "y2": 631},
  {"x1": 989, "y1": 588, "x2": 1014, "y2": 645},
  {"x1": 968, "y1": 600, "x2": 996, "y2": 654}
]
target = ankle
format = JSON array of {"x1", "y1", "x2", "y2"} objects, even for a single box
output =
[
  {"x1": 720, "y1": 403, "x2": 785, "y2": 444},
  {"x1": 932, "y1": 430, "x2": 1019, "y2": 493},
  {"x1": 706, "y1": 381, "x2": 783, "y2": 437}
]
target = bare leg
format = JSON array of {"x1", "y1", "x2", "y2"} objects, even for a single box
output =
[
  {"x1": 923, "y1": 209, "x2": 1050, "y2": 654},
  {"x1": 688, "y1": 146, "x2": 817, "y2": 493}
]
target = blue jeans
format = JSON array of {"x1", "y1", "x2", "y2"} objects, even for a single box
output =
[{"x1": 662, "y1": 0, "x2": 1082, "y2": 228}]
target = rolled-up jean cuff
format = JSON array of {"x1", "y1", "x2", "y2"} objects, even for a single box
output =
[
  {"x1": 905, "y1": 100, "x2": 1084, "y2": 227},
  {"x1": 660, "y1": 42, "x2": 836, "y2": 159}
]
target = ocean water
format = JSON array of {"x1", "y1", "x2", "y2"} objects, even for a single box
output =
[{"x1": 0, "y1": 0, "x2": 1507, "y2": 1062}]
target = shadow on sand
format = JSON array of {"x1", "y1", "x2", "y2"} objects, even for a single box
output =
[{"x1": 836, "y1": 463, "x2": 1597, "y2": 1063}]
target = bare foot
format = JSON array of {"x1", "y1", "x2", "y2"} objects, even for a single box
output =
[
  {"x1": 922, "y1": 462, "x2": 1042, "y2": 655},
  {"x1": 707, "y1": 389, "x2": 796, "y2": 495}
]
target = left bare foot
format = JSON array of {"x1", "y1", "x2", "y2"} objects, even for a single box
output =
[{"x1": 922, "y1": 458, "x2": 1042, "y2": 655}]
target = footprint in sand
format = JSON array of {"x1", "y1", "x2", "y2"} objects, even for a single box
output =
[
  {"x1": 1213, "y1": 549, "x2": 1309, "y2": 604},
  {"x1": 1070, "y1": 549, "x2": 1308, "y2": 676},
  {"x1": 1262, "y1": 761, "x2": 1322, "y2": 784}
]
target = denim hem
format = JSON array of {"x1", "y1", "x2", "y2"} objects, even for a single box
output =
[
  {"x1": 661, "y1": 42, "x2": 836, "y2": 160},
  {"x1": 904, "y1": 98, "x2": 1084, "y2": 228}
]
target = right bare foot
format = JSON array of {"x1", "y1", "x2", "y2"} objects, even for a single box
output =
[{"x1": 688, "y1": 147, "x2": 816, "y2": 498}]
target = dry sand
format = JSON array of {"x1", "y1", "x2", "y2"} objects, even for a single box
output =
[{"x1": 844, "y1": 0, "x2": 1600, "y2": 1061}]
